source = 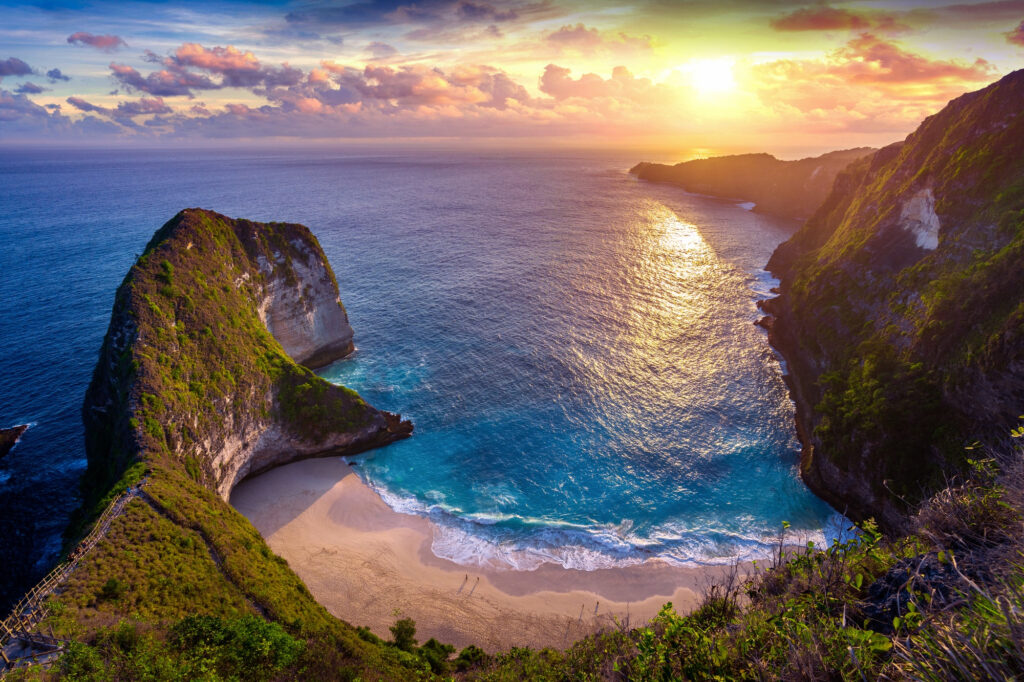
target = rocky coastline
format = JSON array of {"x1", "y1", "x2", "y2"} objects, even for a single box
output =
[{"x1": 758, "y1": 69, "x2": 1024, "y2": 532}]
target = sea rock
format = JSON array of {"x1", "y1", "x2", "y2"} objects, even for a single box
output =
[
  {"x1": 0, "y1": 424, "x2": 28, "y2": 460},
  {"x1": 82, "y1": 208, "x2": 412, "y2": 501}
]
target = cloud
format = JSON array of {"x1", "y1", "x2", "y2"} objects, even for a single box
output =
[
  {"x1": 111, "y1": 43, "x2": 305, "y2": 97},
  {"x1": 747, "y1": 33, "x2": 999, "y2": 133},
  {"x1": 66, "y1": 96, "x2": 109, "y2": 115},
  {"x1": 834, "y1": 33, "x2": 995, "y2": 85},
  {"x1": 170, "y1": 43, "x2": 304, "y2": 88},
  {"x1": 67, "y1": 32, "x2": 127, "y2": 52},
  {"x1": 539, "y1": 64, "x2": 668, "y2": 105},
  {"x1": 1, "y1": 89, "x2": 55, "y2": 121},
  {"x1": 66, "y1": 95, "x2": 172, "y2": 129},
  {"x1": 454, "y1": 1, "x2": 518, "y2": 22},
  {"x1": 1007, "y1": 20, "x2": 1024, "y2": 45},
  {"x1": 544, "y1": 23, "x2": 653, "y2": 55},
  {"x1": 109, "y1": 62, "x2": 217, "y2": 97},
  {"x1": 0, "y1": 89, "x2": 123, "y2": 138},
  {"x1": 14, "y1": 82, "x2": 46, "y2": 94},
  {"x1": 366, "y1": 41, "x2": 398, "y2": 59},
  {"x1": 47, "y1": 68, "x2": 70, "y2": 82},
  {"x1": 0, "y1": 57, "x2": 32, "y2": 81},
  {"x1": 931, "y1": 0, "x2": 1024, "y2": 22},
  {"x1": 286, "y1": 0, "x2": 556, "y2": 31},
  {"x1": 114, "y1": 97, "x2": 172, "y2": 117},
  {"x1": 771, "y1": 7, "x2": 907, "y2": 33}
]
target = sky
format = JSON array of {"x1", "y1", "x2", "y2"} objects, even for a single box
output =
[{"x1": 1, "y1": 0, "x2": 1023, "y2": 154}]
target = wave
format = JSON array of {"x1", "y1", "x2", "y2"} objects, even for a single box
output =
[{"x1": 361, "y1": 470, "x2": 850, "y2": 572}]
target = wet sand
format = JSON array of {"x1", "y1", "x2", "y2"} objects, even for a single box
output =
[{"x1": 232, "y1": 457, "x2": 749, "y2": 652}]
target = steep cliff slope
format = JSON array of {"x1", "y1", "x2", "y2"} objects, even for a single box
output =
[
  {"x1": 58, "y1": 209, "x2": 416, "y2": 678},
  {"x1": 763, "y1": 70, "x2": 1024, "y2": 530},
  {"x1": 83, "y1": 208, "x2": 410, "y2": 500},
  {"x1": 630, "y1": 148, "x2": 874, "y2": 220}
]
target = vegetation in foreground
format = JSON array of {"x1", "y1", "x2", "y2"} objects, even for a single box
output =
[{"x1": 3, "y1": 433, "x2": 1021, "y2": 680}]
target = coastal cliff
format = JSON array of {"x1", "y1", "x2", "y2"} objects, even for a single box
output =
[
  {"x1": 630, "y1": 148, "x2": 874, "y2": 220},
  {"x1": 38, "y1": 208, "x2": 419, "y2": 677},
  {"x1": 762, "y1": 69, "x2": 1024, "y2": 530},
  {"x1": 83, "y1": 208, "x2": 411, "y2": 500}
]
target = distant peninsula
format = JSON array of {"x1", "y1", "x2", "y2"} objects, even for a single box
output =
[{"x1": 630, "y1": 148, "x2": 875, "y2": 220}]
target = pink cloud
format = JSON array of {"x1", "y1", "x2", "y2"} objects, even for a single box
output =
[
  {"x1": 173, "y1": 43, "x2": 259, "y2": 76},
  {"x1": 67, "y1": 32, "x2": 127, "y2": 52},
  {"x1": 771, "y1": 7, "x2": 907, "y2": 33},
  {"x1": 835, "y1": 33, "x2": 995, "y2": 84},
  {"x1": 544, "y1": 23, "x2": 653, "y2": 56},
  {"x1": 1007, "y1": 20, "x2": 1024, "y2": 46},
  {"x1": 748, "y1": 33, "x2": 999, "y2": 133},
  {"x1": 539, "y1": 65, "x2": 665, "y2": 104}
]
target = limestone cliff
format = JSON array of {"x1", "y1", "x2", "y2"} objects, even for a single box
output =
[
  {"x1": 82, "y1": 208, "x2": 411, "y2": 501},
  {"x1": 630, "y1": 148, "x2": 875, "y2": 220},
  {"x1": 762, "y1": 70, "x2": 1024, "y2": 530}
]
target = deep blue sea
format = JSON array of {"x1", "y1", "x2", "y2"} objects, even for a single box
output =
[{"x1": 0, "y1": 147, "x2": 838, "y2": 608}]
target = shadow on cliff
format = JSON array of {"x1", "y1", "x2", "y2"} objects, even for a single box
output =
[{"x1": 228, "y1": 455, "x2": 414, "y2": 539}]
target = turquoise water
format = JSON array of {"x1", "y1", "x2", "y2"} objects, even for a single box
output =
[
  {"x1": 314, "y1": 155, "x2": 841, "y2": 570},
  {"x1": 0, "y1": 149, "x2": 837, "y2": 609}
]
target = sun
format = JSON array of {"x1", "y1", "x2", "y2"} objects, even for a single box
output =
[{"x1": 686, "y1": 58, "x2": 737, "y2": 96}]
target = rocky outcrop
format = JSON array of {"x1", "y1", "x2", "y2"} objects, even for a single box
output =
[
  {"x1": 0, "y1": 424, "x2": 28, "y2": 460},
  {"x1": 82, "y1": 208, "x2": 411, "y2": 502},
  {"x1": 630, "y1": 148, "x2": 875, "y2": 220},
  {"x1": 762, "y1": 70, "x2": 1024, "y2": 530}
]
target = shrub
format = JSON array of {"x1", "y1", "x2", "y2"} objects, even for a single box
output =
[
  {"x1": 98, "y1": 578, "x2": 124, "y2": 602},
  {"x1": 389, "y1": 617, "x2": 417, "y2": 653}
]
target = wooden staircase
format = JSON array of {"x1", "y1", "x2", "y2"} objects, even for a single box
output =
[{"x1": 1, "y1": 480, "x2": 144, "y2": 675}]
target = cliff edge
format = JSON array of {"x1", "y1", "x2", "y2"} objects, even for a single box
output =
[
  {"x1": 762, "y1": 70, "x2": 1024, "y2": 530},
  {"x1": 82, "y1": 208, "x2": 411, "y2": 501},
  {"x1": 630, "y1": 148, "x2": 875, "y2": 220}
]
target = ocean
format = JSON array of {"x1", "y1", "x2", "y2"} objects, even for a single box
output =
[{"x1": 0, "y1": 147, "x2": 838, "y2": 610}]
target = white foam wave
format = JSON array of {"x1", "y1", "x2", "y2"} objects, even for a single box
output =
[
  {"x1": 748, "y1": 269, "x2": 780, "y2": 299},
  {"x1": 358, "y1": 469, "x2": 853, "y2": 572}
]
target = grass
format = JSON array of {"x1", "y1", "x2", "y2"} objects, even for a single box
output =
[{"x1": 49, "y1": 208, "x2": 421, "y2": 679}]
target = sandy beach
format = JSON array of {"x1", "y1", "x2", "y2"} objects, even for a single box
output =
[{"x1": 231, "y1": 457, "x2": 749, "y2": 652}]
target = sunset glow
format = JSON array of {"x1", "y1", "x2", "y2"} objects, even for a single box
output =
[
  {"x1": 1, "y1": 1, "x2": 1022, "y2": 154},
  {"x1": 686, "y1": 58, "x2": 738, "y2": 97}
]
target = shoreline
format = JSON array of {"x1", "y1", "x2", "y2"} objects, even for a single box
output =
[{"x1": 231, "y1": 457, "x2": 752, "y2": 652}]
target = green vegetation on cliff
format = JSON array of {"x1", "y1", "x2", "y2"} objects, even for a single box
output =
[
  {"x1": 35, "y1": 208, "x2": 419, "y2": 679},
  {"x1": 10, "y1": 70, "x2": 1024, "y2": 678},
  {"x1": 764, "y1": 69, "x2": 1024, "y2": 529}
]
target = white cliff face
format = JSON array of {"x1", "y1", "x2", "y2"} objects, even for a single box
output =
[
  {"x1": 256, "y1": 238, "x2": 355, "y2": 369},
  {"x1": 899, "y1": 188, "x2": 941, "y2": 250},
  {"x1": 85, "y1": 209, "x2": 411, "y2": 510}
]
